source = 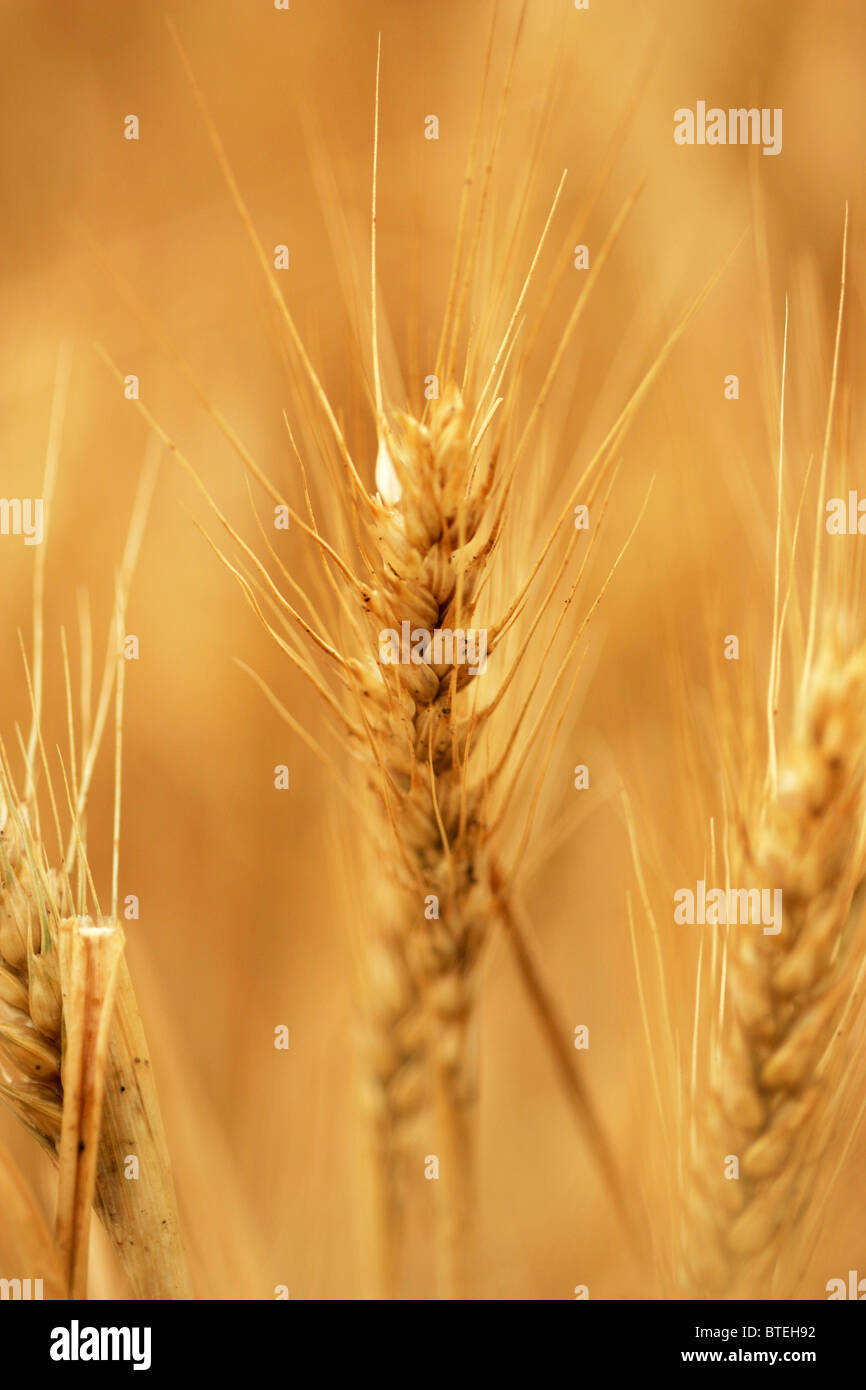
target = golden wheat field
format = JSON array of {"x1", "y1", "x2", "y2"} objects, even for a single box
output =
[{"x1": 2, "y1": 0, "x2": 866, "y2": 1309}]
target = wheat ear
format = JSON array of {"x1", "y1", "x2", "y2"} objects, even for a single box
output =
[
  {"x1": 143, "y1": 17, "x2": 732, "y2": 1297},
  {"x1": 679, "y1": 633, "x2": 866, "y2": 1296},
  {"x1": 0, "y1": 757, "x2": 191, "y2": 1299},
  {"x1": 661, "y1": 223, "x2": 866, "y2": 1298},
  {"x1": 0, "y1": 428, "x2": 190, "y2": 1298}
]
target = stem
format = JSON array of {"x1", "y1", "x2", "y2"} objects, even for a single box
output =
[
  {"x1": 432, "y1": 1012, "x2": 478, "y2": 1300},
  {"x1": 491, "y1": 872, "x2": 643, "y2": 1257},
  {"x1": 367, "y1": 1114, "x2": 402, "y2": 1300}
]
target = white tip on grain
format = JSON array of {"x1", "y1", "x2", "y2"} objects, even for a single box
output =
[{"x1": 375, "y1": 435, "x2": 401, "y2": 506}]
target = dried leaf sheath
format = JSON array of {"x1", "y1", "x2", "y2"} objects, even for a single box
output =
[
  {"x1": 56, "y1": 920, "x2": 125, "y2": 1299},
  {"x1": 94, "y1": 958, "x2": 192, "y2": 1300}
]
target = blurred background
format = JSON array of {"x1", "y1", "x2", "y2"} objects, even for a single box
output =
[{"x1": 1, "y1": 0, "x2": 865, "y2": 1297}]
